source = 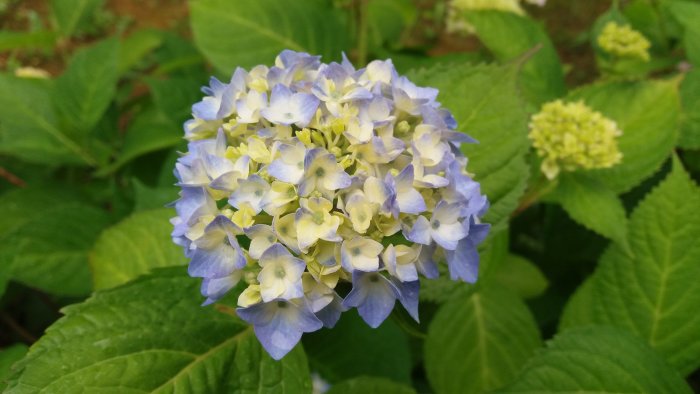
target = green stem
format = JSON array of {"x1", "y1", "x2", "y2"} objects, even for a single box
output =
[{"x1": 512, "y1": 171, "x2": 558, "y2": 217}]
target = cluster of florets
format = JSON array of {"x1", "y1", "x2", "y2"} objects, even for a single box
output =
[
  {"x1": 171, "y1": 50, "x2": 489, "y2": 359},
  {"x1": 446, "y1": 0, "x2": 546, "y2": 35},
  {"x1": 529, "y1": 100, "x2": 623, "y2": 179},
  {"x1": 597, "y1": 21, "x2": 651, "y2": 62}
]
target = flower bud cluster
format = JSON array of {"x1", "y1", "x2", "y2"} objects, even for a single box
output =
[
  {"x1": 171, "y1": 50, "x2": 489, "y2": 359},
  {"x1": 597, "y1": 21, "x2": 651, "y2": 62},
  {"x1": 529, "y1": 100, "x2": 623, "y2": 179}
]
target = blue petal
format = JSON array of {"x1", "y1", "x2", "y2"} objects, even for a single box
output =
[
  {"x1": 444, "y1": 222, "x2": 491, "y2": 284},
  {"x1": 201, "y1": 274, "x2": 240, "y2": 306},
  {"x1": 237, "y1": 300, "x2": 323, "y2": 360},
  {"x1": 343, "y1": 271, "x2": 397, "y2": 328},
  {"x1": 315, "y1": 294, "x2": 346, "y2": 328},
  {"x1": 392, "y1": 279, "x2": 420, "y2": 322}
]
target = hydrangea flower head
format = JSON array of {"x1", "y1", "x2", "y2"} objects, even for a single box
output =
[
  {"x1": 171, "y1": 50, "x2": 490, "y2": 360},
  {"x1": 597, "y1": 21, "x2": 651, "y2": 62},
  {"x1": 528, "y1": 100, "x2": 623, "y2": 179}
]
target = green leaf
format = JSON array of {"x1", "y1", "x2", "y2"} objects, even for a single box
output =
[
  {"x1": 147, "y1": 75, "x2": 205, "y2": 124},
  {"x1": 1, "y1": 344, "x2": 28, "y2": 391},
  {"x1": 561, "y1": 158, "x2": 700, "y2": 375},
  {"x1": 367, "y1": 0, "x2": 416, "y2": 50},
  {"x1": 54, "y1": 38, "x2": 119, "y2": 137},
  {"x1": 0, "y1": 75, "x2": 94, "y2": 165},
  {"x1": 466, "y1": 10, "x2": 566, "y2": 106},
  {"x1": 118, "y1": 29, "x2": 164, "y2": 74},
  {"x1": 568, "y1": 78, "x2": 680, "y2": 193},
  {"x1": 327, "y1": 377, "x2": 416, "y2": 394},
  {"x1": 494, "y1": 254, "x2": 549, "y2": 299},
  {"x1": 190, "y1": 0, "x2": 351, "y2": 73},
  {"x1": 132, "y1": 179, "x2": 178, "y2": 212},
  {"x1": 5, "y1": 268, "x2": 312, "y2": 393},
  {"x1": 303, "y1": 309, "x2": 412, "y2": 385},
  {"x1": 679, "y1": 69, "x2": 700, "y2": 149},
  {"x1": 408, "y1": 64, "x2": 529, "y2": 229},
  {"x1": 96, "y1": 107, "x2": 182, "y2": 176},
  {"x1": 0, "y1": 30, "x2": 56, "y2": 52},
  {"x1": 0, "y1": 263, "x2": 9, "y2": 298},
  {"x1": 424, "y1": 285, "x2": 541, "y2": 394},
  {"x1": 1, "y1": 203, "x2": 111, "y2": 296},
  {"x1": 50, "y1": 0, "x2": 105, "y2": 38},
  {"x1": 0, "y1": 187, "x2": 82, "y2": 239},
  {"x1": 558, "y1": 275, "x2": 597, "y2": 331},
  {"x1": 90, "y1": 208, "x2": 186, "y2": 290},
  {"x1": 499, "y1": 326, "x2": 692, "y2": 393},
  {"x1": 668, "y1": 1, "x2": 700, "y2": 65},
  {"x1": 550, "y1": 173, "x2": 629, "y2": 249}
]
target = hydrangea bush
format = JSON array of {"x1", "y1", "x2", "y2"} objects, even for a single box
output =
[{"x1": 171, "y1": 50, "x2": 489, "y2": 359}]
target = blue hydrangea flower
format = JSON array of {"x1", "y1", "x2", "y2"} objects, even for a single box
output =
[{"x1": 172, "y1": 50, "x2": 490, "y2": 360}]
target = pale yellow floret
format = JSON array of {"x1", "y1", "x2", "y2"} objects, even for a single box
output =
[
  {"x1": 238, "y1": 284, "x2": 262, "y2": 307},
  {"x1": 528, "y1": 100, "x2": 623, "y2": 179},
  {"x1": 231, "y1": 203, "x2": 256, "y2": 228},
  {"x1": 597, "y1": 21, "x2": 651, "y2": 62}
]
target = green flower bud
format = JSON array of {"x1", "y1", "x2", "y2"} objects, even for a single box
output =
[
  {"x1": 529, "y1": 100, "x2": 623, "y2": 179},
  {"x1": 597, "y1": 21, "x2": 651, "y2": 62}
]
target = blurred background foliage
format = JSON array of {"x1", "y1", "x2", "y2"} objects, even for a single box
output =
[{"x1": 1, "y1": 0, "x2": 700, "y2": 393}]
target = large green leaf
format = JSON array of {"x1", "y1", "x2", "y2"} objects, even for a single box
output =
[
  {"x1": 494, "y1": 254, "x2": 548, "y2": 299},
  {"x1": 54, "y1": 38, "x2": 119, "y2": 138},
  {"x1": 560, "y1": 158, "x2": 700, "y2": 375},
  {"x1": 0, "y1": 203, "x2": 111, "y2": 296},
  {"x1": 679, "y1": 69, "x2": 700, "y2": 149},
  {"x1": 50, "y1": 0, "x2": 104, "y2": 38},
  {"x1": 90, "y1": 208, "x2": 186, "y2": 290},
  {"x1": 568, "y1": 78, "x2": 680, "y2": 193},
  {"x1": 549, "y1": 173, "x2": 629, "y2": 249},
  {"x1": 409, "y1": 64, "x2": 529, "y2": 230},
  {"x1": 0, "y1": 75, "x2": 93, "y2": 165},
  {"x1": 327, "y1": 377, "x2": 416, "y2": 394},
  {"x1": 303, "y1": 309, "x2": 412, "y2": 385},
  {"x1": 465, "y1": 10, "x2": 566, "y2": 106},
  {"x1": 1, "y1": 345, "x2": 28, "y2": 391},
  {"x1": 424, "y1": 285, "x2": 541, "y2": 394},
  {"x1": 499, "y1": 326, "x2": 692, "y2": 393},
  {"x1": 190, "y1": 0, "x2": 351, "y2": 72},
  {"x1": 5, "y1": 268, "x2": 312, "y2": 393},
  {"x1": 96, "y1": 107, "x2": 182, "y2": 175}
]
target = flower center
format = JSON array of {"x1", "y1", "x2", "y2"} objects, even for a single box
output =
[
  {"x1": 275, "y1": 266, "x2": 286, "y2": 279},
  {"x1": 351, "y1": 247, "x2": 361, "y2": 256},
  {"x1": 431, "y1": 220, "x2": 441, "y2": 229},
  {"x1": 315, "y1": 167, "x2": 325, "y2": 178}
]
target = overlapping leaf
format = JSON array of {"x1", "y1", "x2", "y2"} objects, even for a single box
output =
[
  {"x1": 6, "y1": 268, "x2": 312, "y2": 393},
  {"x1": 190, "y1": 0, "x2": 351, "y2": 72},
  {"x1": 560, "y1": 158, "x2": 700, "y2": 375},
  {"x1": 425, "y1": 286, "x2": 541, "y2": 394},
  {"x1": 499, "y1": 326, "x2": 692, "y2": 393},
  {"x1": 90, "y1": 208, "x2": 187, "y2": 290}
]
